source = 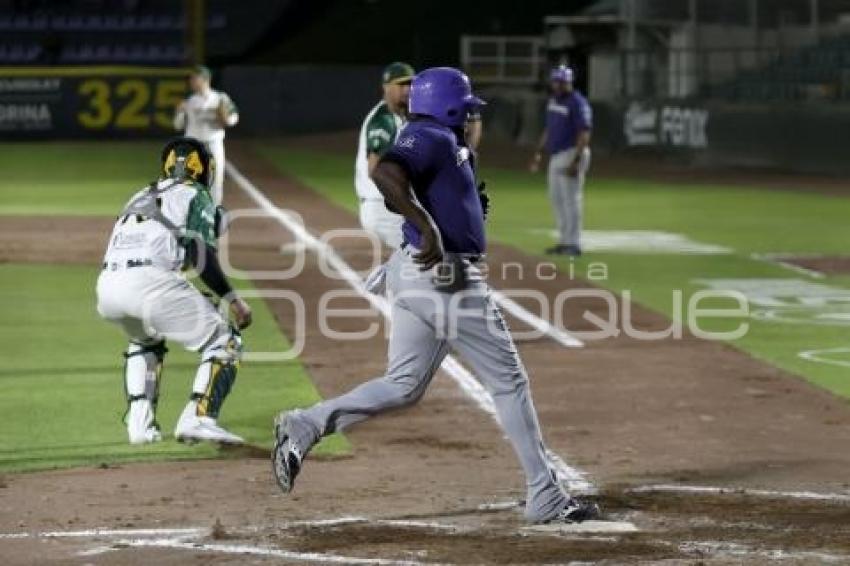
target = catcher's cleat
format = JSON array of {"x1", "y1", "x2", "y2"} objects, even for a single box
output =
[
  {"x1": 272, "y1": 411, "x2": 305, "y2": 493},
  {"x1": 547, "y1": 498, "x2": 601, "y2": 524},
  {"x1": 174, "y1": 402, "x2": 244, "y2": 445},
  {"x1": 127, "y1": 399, "x2": 162, "y2": 445}
]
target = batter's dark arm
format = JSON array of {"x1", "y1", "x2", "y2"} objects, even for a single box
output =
[{"x1": 371, "y1": 160, "x2": 444, "y2": 269}]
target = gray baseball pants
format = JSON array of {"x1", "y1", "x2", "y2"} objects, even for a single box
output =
[
  {"x1": 548, "y1": 147, "x2": 590, "y2": 248},
  {"x1": 288, "y1": 247, "x2": 569, "y2": 522}
]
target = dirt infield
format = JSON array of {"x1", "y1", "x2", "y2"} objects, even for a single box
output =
[{"x1": 3, "y1": 143, "x2": 850, "y2": 563}]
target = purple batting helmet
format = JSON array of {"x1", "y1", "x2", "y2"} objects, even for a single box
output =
[
  {"x1": 408, "y1": 67, "x2": 485, "y2": 128},
  {"x1": 550, "y1": 65, "x2": 574, "y2": 83}
]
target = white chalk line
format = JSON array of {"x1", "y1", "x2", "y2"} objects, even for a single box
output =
[
  {"x1": 750, "y1": 253, "x2": 826, "y2": 279},
  {"x1": 523, "y1": 520, "x2": 639, "y2": 534},
  {"x1": 0, "y1": 527, "x2": 205, "y2": 540},
  {"x1": 226, "y1": 161, "x2": 594, "y2": 494},
  {"x1": 799, "y1": 347, "x2": 850, "y2": 369},
  {"x1": 79, "y1": 537, "x2": 425, "y2": 565},
  {"x1": 630, "y1": 484, "x2": 850, "y2": 503},
  {"x1": 489, "y1": 290, "x2": 583, "y2": 348}
]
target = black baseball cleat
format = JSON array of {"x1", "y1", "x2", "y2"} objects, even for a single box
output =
[
  {"x1": 545, "y1": 244, "x2": 582, "y2": 256},
  {"x1": 271, "y1": 411, "x2": 305, "y2": 493},
  {"x1": 548, "y1": 498, "x2": 601, "y2": 524}
]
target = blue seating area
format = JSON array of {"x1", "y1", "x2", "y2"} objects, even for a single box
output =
[
  {"x1": 0, "y1": 12, "x2": 227, "y2": 32},
  {"x1": 0, "y1": 3, "x2": 226, "y2": 65}
]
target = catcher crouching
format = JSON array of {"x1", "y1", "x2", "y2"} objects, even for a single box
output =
[{"x1": 96, "y1": 137, "x2": 252, "y2": 445}]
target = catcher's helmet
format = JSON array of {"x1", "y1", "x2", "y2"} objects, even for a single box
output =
[
  {"x1": 160, "y1": 136, "x2": 214, "y2": 187},
  {"x1": 550, "y1": 65, "x2": 574, "y2": 83},
  {"x1": 408, "y1": 67, "x2": 485, "y2": 128}
]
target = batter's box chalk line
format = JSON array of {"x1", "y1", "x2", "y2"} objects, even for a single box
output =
[{"x1": 629, "y1": 484, "x2": 850, "y2": 503}]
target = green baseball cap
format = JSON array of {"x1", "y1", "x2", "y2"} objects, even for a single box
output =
[
  {"x1": 191, "y1": 64, "x2": 212, "y2": 80},
  {"x1": 382, "y1": 62, "x2": 415, "y2": 85}
]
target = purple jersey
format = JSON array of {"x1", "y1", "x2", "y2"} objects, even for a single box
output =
[
  {"x1": 545, "y1": 91, "x2": 592, "y2": 154},
  {"x1": 383, "y1": 119, "x2": 486, "y2": 254}
]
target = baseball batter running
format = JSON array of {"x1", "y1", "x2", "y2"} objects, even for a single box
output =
[
  {"x1": 173, "y1": 65, "x2": 239, "y2": 206},
  {"x1": 354, "y1": 62, "x2": 415, "y2": 249},
  {"x1": 96, "y1": 137, "x2": 252, "y2": 445},
  {"x1": 272, "y1": 67, "x2": 600, "y2": 524},
  {"x1": 530, "y1": 65, "x2": 592, "y2": 256}
]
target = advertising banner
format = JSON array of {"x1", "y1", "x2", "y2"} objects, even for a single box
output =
[{"x1": 0, "y1": 66, "x2": 189, "y2": 138}]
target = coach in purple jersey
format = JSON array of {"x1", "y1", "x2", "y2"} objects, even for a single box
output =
[
  {"x1": 272, "y1": 67, "x2": 600, "y2": 525},
  {"x1": 530, "y1": 65, "x2": 592, "y2": 256}
]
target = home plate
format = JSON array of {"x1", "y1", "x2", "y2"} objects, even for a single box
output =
[{"x1": 522, "y1": 520, "x2": 638, "y2": 534}]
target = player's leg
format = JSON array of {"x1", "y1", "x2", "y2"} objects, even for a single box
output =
[
  {"x1": 564, "y1": 147, "x2": 590, "y2": 252},
  {"x1": 208, "y1": 138, "x2": 226, "y2": 205},
  {"x1": 272, "y1": 252, "x2": 449, "y2": 491},
  {"x1": 138, "y1": 270, "x2": 244, "y2": 443},
  {"x1": 283, "y1": 299, "x2": 447, "y2": 450},
  {"x1": 447, "y1": 280, "x2": 595, "y2": 523},
  {"x1": 174, "y1": 325, "x2": 244, "y2": 444},
  {"x1": 546, "y1": 150, "x2": 570, "y2": 249},
  {"x1": 97, "y1": 270, "x2": 166, "y2": 444},
  {"x1": 123, "y1": 340, "x2": 167, "y2": 444}
]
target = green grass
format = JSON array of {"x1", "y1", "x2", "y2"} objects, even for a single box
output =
[
  {"x1": 0, "y1": 263, "x2": 347, "y2": 473},
  {"x1": 0, "y1": 141, "x2": 162, "y2": 215},
  {"x1": 256, "y1": 145, "x2": 850, "y2": 401}
]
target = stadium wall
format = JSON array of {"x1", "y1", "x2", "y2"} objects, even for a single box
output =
[
  {"x1": 478, "y1": 87, "x2": 850, "y2": 175},
  {"x1": 0, "y1": 65, "x2": 382, "y2": 139},
  {"x1": 596, "y1": 99, "x2": 850, "y2": 174}
]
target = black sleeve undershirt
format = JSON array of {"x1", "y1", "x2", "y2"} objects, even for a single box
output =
[{"x1": 185, "y1": 240, "x2": 233, "y2": 299}]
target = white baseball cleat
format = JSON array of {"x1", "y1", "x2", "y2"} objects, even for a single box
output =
[
  {"x1": 127, "y1": 399, "x2": 162, "y2": 445},
  {"x1": 174, "y1": 402, "x2": 244, "y2": 445}
]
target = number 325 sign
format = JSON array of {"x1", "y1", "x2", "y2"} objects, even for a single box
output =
[
  {"x1": 0, "y1": 67, "x2": 189, "y2": 137},
  {"x1": 76, "y1": 74, "x2": 187, "y2": 131}
]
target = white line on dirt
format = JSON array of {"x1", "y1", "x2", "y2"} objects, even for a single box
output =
[
  {"x1": 750, "y1": 253, "x2": 826, "y2": 279},
  {"x1": 630, "y1": 484, "x2": 850, "y2": 503},
  {"x1": 79, "y1": 537, "x2": 425, "y2": 565},
  {"x1": 0, "y1": 527, "x2": 206, "y2": 540},
  {"x1": 489, "y1": 290, "x2": 583, "y2": 348},
  {"x1": 523, "y1": 520, "x2": 639, "y2": 534},
  {"x1": 226, "y1": 161, "x2": 594, "y2": 494}
]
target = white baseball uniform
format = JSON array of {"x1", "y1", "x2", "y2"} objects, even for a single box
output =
[
  {"x1": 174, "y1": 89, "x2": 238, "y2": 205},
  {"x1": 96, "y1": 178, "x2": 244, "y2": 445},
  {"x1": 355, "y1": 100, "x2": 406, "y2": 249},
  {"x1": 96, "y1": 179, "x2": 227, "y2": 350}
]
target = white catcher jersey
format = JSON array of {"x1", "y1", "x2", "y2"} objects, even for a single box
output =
[
  {"x1": 102, "y1": 179, "x2": 218, "y2": 272},
  {"x1": 174, "y1": 89, "x2": 238, "y2": 143},
  {"x1": 355, "y1": 100, "x2": 405, "y2": 200}
]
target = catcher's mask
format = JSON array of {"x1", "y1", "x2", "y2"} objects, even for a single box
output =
[{"x1": 160, "y1": 136, "x2": 214, "y2": 187}]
